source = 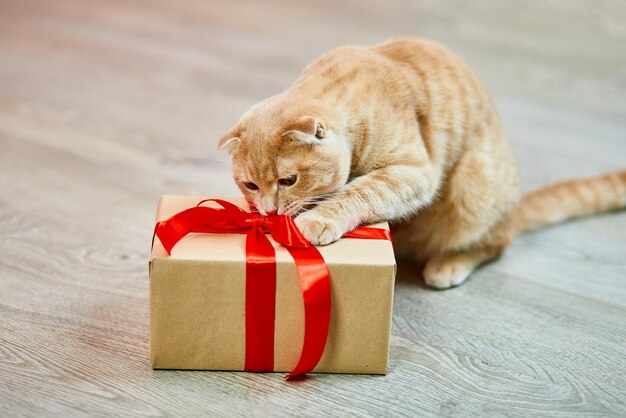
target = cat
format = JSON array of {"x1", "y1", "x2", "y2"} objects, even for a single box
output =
[{"x1": 217, "y1": 38, "x2": 626, "y2": 289}]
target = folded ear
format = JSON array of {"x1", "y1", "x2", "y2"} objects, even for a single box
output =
[
  {"x1": 282, "y1": 116, "x2": 326, "y2": 144},
  {"x1": 217, "y1": 126, "x2": 241, "y2": 153}
]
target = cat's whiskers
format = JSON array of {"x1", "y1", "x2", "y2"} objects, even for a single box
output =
[
  {"x1": 283, "y1": 190, "x2": 352, "y2": 217},
  {"x1": 283, "y1": 197, "x2": 324, "y2": 217}
]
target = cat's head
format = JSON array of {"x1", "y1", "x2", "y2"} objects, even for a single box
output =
[{"x1": 218, "y1": 100, "x2": 350, "y2": 216}]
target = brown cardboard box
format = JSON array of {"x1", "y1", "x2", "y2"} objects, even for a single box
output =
[{"x1": 149, "y1": 196, "x2": 396, "y2": 374}]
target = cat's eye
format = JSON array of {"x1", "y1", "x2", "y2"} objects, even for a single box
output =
[
  {"x1": 244, "y1": 182, "x2": 259, "y2": 191},
  {"x1": 278, "y1": 175, "x2": 298, "y2": 187}
]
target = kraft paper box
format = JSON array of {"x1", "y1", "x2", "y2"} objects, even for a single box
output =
[{"x1": 149, "y1": 195, "x2": 397, "y2": 374}]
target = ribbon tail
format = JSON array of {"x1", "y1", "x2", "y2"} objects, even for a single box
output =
[
  {"x1": 244, "y1": 227, "x2": 277, "y2": 372},
  {"x1": 285, "y1": 246, "x2": 331, "y2": 379}
]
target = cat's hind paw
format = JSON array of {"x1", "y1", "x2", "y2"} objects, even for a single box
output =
[
  {"x1": 423, "y1": 256, "x2": 473, "y2": 289},
  {"x1": 294, "y1": 212, "x2": 344, "y2": 246}
]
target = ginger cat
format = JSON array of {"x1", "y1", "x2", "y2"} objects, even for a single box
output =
[{"x1": 218, "y1": 38, "x2": 626, "y2": 289}]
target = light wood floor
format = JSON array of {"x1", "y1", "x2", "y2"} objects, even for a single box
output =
[{"x1": 1, "y1": 0, "x2": 625, "y2": 416}]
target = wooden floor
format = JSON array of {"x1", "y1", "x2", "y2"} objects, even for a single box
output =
[{"x1": 1, "y1": 0, "x2": 625, "y2": 416}]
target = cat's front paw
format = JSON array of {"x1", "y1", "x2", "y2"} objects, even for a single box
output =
[{"x1": 295, "y1": 211, "x2": 344, "y2": 246}]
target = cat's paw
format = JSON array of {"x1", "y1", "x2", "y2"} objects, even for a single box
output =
[
  {"x1": 423, "y1": 257, "x2": 473, "y2": 289},
  {"x1": 295, "y1": 212, "x2": 344, "y2": 246}
]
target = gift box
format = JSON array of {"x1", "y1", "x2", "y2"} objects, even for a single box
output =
[{"x1": 149, "y1": 195, "x2": 396, "y2": 375}]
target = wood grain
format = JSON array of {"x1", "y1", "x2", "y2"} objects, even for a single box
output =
[{"x1": 1, "y1": 0, "x2": 625, "y2": 416}]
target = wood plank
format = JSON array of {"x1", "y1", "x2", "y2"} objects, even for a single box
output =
[{"x1": 1, "y1": 0, "x2": 625, "y2": 416}]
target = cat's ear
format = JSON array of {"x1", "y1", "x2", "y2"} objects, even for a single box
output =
[
  {"x1": 282, "y1": 116, "x2": 326, "y2": 144},
  {"x1": 217, "y1": 126, "x2": 241, "y2": 153}
]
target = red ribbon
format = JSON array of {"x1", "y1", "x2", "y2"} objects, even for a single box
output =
[{"x1": 153, "y1": 199, "x2": 390, "y2": 379}]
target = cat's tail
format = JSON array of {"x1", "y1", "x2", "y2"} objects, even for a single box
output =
[{"x1": 516, "y1": 170, "x2": 626, "y2": 233}]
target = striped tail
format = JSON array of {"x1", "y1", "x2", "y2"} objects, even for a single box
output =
[{"x1": 516, "y1": 170, "x2": 626, "y2": 233}]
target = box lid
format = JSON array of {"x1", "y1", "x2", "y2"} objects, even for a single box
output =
[{"x1": 150, "y1": 195, "x2": 396, "y2": 267}]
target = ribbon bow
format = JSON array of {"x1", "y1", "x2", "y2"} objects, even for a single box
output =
[{"x1": 153, "y1": 199, "x2": 391, "y2": 379}]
